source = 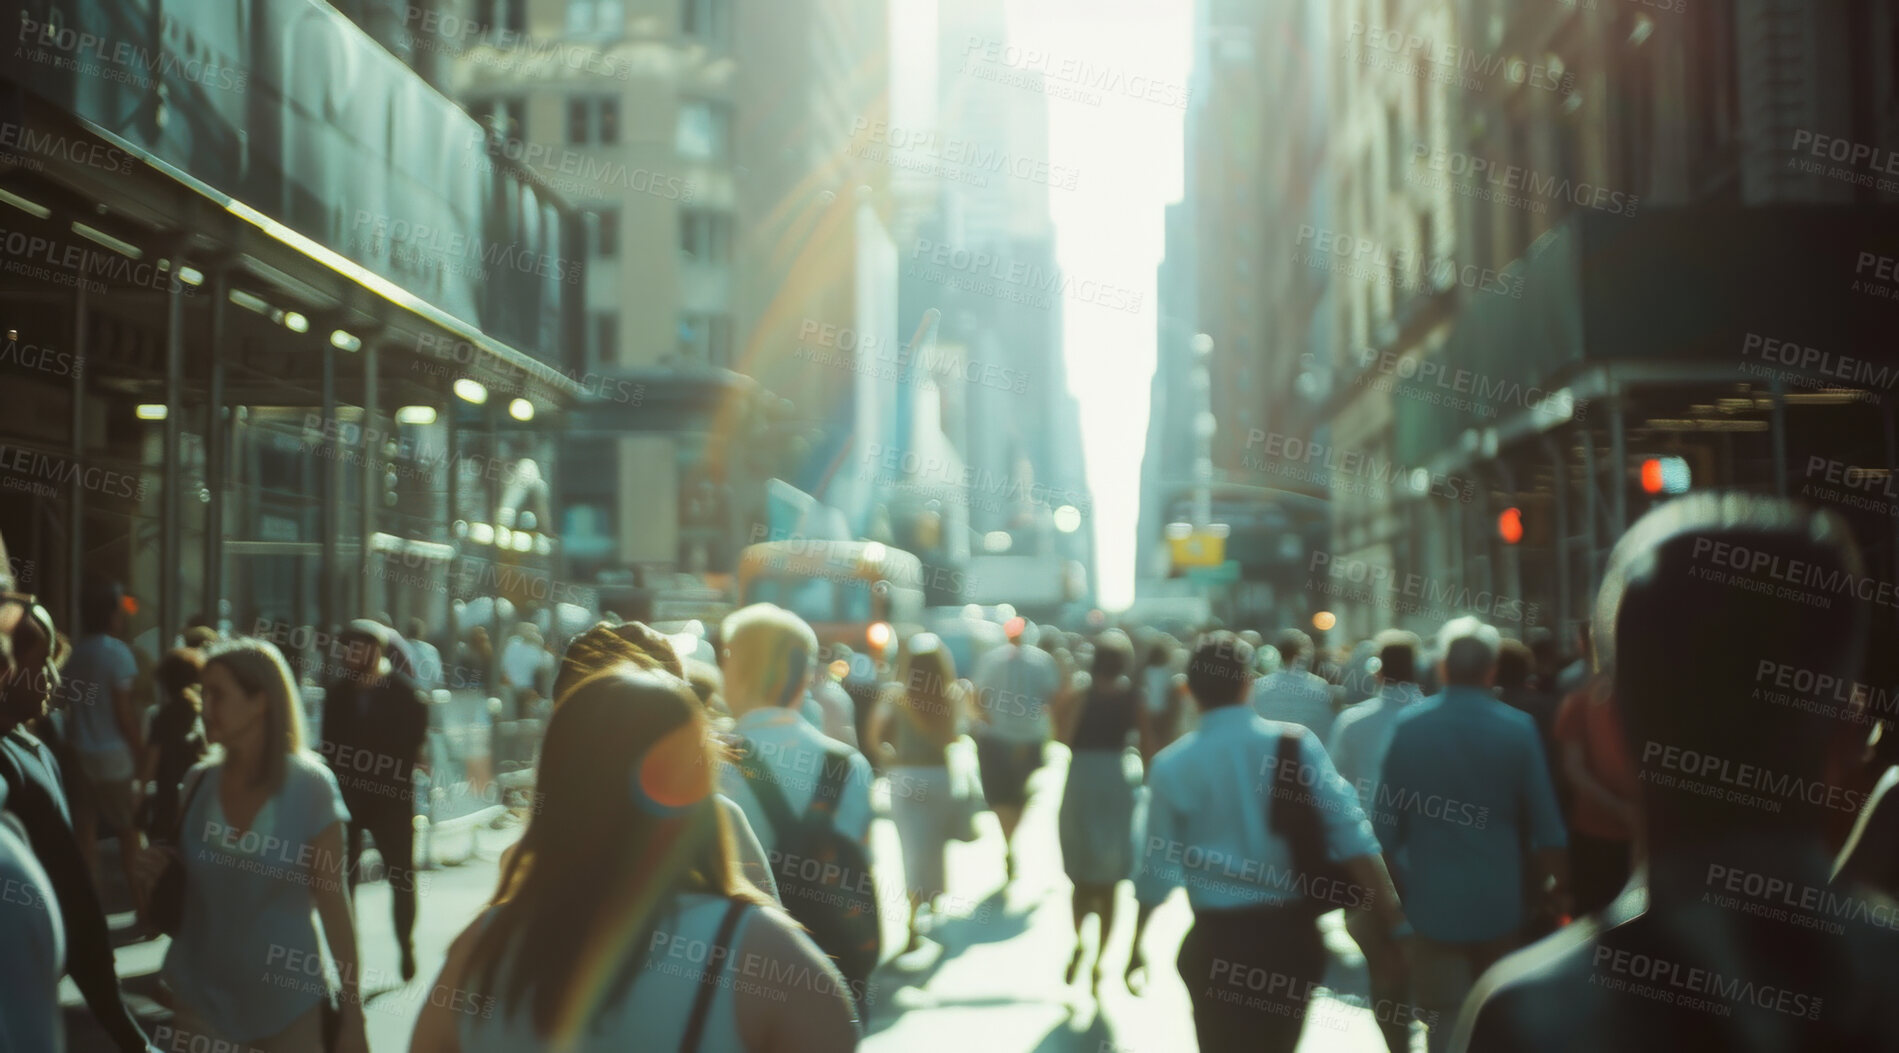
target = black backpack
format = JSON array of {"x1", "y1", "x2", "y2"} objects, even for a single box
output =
[{"x1": 734, "y1": 738, "x2": 881, "y2": 998}]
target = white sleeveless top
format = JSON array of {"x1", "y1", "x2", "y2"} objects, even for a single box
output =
[{"x1": 461, "y1": 893, "x2": 757, "y2": 1053}]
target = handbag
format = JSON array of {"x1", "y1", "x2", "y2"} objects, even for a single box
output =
[{"x1": 145, "y1": 767, "x2": 207, "y2": 934}]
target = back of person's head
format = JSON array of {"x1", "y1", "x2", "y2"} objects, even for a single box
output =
[
  {"x1": 1091, "y1": 629, "x2": 1135, "y2": 681},
  {"x1": 155, "y1": 647, "x2": 205, "y2": 703},
  {"x1": 720, "y1": 603, "x2": 818, "y2": 713},
  {"x1": 1188, "y1": 631, "x2": 1254, "y2": 709},
  {"x1": 1274, "y1": 628, "x2": 1312, "y2": 667},
  {"x1": 1238, "y1": 629, "x2": 1264, "y2": 649},
  {"x1": 81, "y1": 580, "x2": 124, "y2": 635},
  {"x1": 554, "y1": 621, "x2": 685, "y2": 702},
  {"x1": 899, "y1": 633, "x2": 959, "y2": 741},
  {"x1": 473, "y1": 667, "x2": 755, "y2": 1038},
  {"x1": 1372, "y1": 629, "x2": 1420, "y2": 685},
  {"x1": 1494, "y1": 639, "x2": 1535, "y2": 691},
  {"x1": 201, "y1": 638, "x2": 307, "y2": 789},
  {"x1": 183, "y1": 625, "x2": 220, "y2": 650},
  {"x1": 1598, "y1": 494, "x2": 1868, "y2": 834},
  {"x1": 405, "y1": 617, "x2": 428, "y2": 641},
  {"x1": 1436, "y1": 617, "x2": 1502, "y2": 687}
]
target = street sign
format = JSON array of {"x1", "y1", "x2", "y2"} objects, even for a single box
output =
[
  {"x1": 1169, "y1": 531, "x2": 1226, "y2": 569},
  {"x1": 1186, "y1": 560, "x2": 1241, "y2": 586}
]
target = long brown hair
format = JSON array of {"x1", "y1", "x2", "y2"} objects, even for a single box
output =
[
  {"x1": 467, "y1": 668, "x2": 767, "y2": 1038},
  {"x1": 897, "y1": 635, "x2": 960, "y2": 746},
  {"x1": 202, "y1": 639, "x2": 305, "y2": 792}
]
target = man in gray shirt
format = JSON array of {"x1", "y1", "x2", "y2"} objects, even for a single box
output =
[{"x1": 971, "y1": 619, "x2": 1060, "y2": 880}]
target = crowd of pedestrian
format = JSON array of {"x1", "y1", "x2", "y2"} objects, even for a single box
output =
[{"x1": 6, "y1": 491, "x2": 1899, "y2": 1050}]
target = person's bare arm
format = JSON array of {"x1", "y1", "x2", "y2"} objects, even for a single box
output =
[
  {"x1": 736, "y1": 908, "x2": 860, "y2": 1052},
  {"x1": 310, "y1": 820, "x2": 368, "y2": 1053},
  {"x1": 411, "y1": 920, "x2": 482, "y2": 1053},
  {"x1": 1341, "y1": 852, "x2": 1407, "y2": 934}
]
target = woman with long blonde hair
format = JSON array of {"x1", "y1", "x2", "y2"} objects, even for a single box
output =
[
  {"x1": 863, "y1": 633, "x2": 969, "y2": 953},
  {"x1": 133, "y1": 638, "x2": 367, "y2": 1053},
  {"x1": 413, "y1": 668, "x2": 856, "y2": 1052}
]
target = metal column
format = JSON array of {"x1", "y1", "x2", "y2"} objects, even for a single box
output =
[
  {"x1": 1769, "y1": 375, "x2": 1789, "y2": 497},
  {"x1": 160, "y1": 261, "x2": 187, "y2": 648},
  {"x1": 67, "y1": 283, "x2": 88, "y2": 625},
  {"x1": 1545, "y1": 434, "x2": 1572, "y2": 640},
  {"x1": 1607, "y1": 393, "x2": 1628, "y2": 540},
  {"x1": 360, "y1": 340, "x2": 380, "y2": 618},
  {"x1": 445, "y1": 394, "x2": 459, "y2": 651},
  {"x1": 320, "y1": 339, "x2": 339, "y2": 639},
  {"x1": 203, "y1": 272, "x2": 227, "y2": 630},
  {"x1": 485, "y1": 400, "x2": 503, "y2": 699},
  {"x1": 1579, "y1": 425, "x2": 1602, "y2": 603}
]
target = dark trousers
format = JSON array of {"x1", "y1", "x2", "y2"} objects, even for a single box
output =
[
  {"x1": 1570, "y1": 832, "x2": 1632, "y2": 917},
  {"x1": 1178, "y1": 903, "x2": 1326, "y2": 1053},
  {"x1": 344, "y1": 793, "x2": 417, "y2": 952}
]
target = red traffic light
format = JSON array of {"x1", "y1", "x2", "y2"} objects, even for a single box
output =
[
  {"x1": 1640, "y1": 456, "x2": 1691, "y2": 494},
  {"x1": 1498, "y1": 507, "x2": 1524, "y2": 545}
]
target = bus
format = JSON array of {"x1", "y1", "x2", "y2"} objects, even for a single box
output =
[{"x1": 736, "y1": 540, "x2": 927, "y2": 655}]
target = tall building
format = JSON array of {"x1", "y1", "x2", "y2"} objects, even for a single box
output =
[
  {"x1": 1319, "y1": 0, "x2": 1899, "y2": 666},
  {"x1": 0, "y1": 0, "x2": 583, "y2": 666},
  {"x1": 441, "y1": 0, "x2": 892, "y2": 587},
  {"x1": 1137, "y1": 0, "x2": 1332, "y2": 629}
]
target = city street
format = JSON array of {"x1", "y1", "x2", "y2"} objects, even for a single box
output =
[{"x1": 66, "y1": 750, "x2": 1394, "y2": 1052}]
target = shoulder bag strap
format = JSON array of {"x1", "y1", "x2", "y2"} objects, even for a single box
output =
[
  {"x1": 679, "y1": 900, "x2": 751, "y2": 1053},
  {"x1": 733, "y1": 736, "x2": 800, "y2": 838},
  {"x1": 808, "y1": 744, "x2": 855, "y2": 820}
]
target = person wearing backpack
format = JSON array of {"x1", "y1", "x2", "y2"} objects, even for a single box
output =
[
  {"x1": 1126, "y1": 631, "x2": 1409, "y2": 1053},
  {"x1": 413, "y1": 668, "x2": 858, "y2": 1053},
  {"x1": 717, "y1": 604, "x2": 880, "y2": 1017}
]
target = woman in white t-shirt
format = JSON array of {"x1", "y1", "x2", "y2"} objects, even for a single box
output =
[{"x1": 413, "y1": 668, "x2": 858, "y2": 1053}]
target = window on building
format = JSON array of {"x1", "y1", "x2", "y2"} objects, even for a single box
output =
[
  {"x1": 675, "y1": 100, "x2": 733, "y2": 161},
  {"x1": 682, "y1": 0, "x2": 732, "y2": 47},
  {"x1": 470, "y1": 96, "x2": 526, "y2": 140},
  {"x1": 567, "y1": 0, "x2": 626, "y2": 35},
  {"x1": 592, "y1": 208, "x2": 619, "y2": 257},
  {"x1": 1618, "y1": 36, "x2": 1655, "y2": 200},
  {"x1": 1686, "y1": 0, "x2": 1740, "y2": 195},
  {"x1": 567, "y1": 97, "x2": 620, "y2": 145},
  {"x1": 591, "y1": 312, "x2": 619, "y2": 364},
  {"x1": 678, "y1": 313, "x2": 733, "y2": 366},
  {"x1": 472, "y1": 0, "x2": 526, "y2": 36},
  {"x1": 679, "y1": 211, "x2": 732, "y2": 265}
]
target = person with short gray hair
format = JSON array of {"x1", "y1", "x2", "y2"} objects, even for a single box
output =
[{"x1": 1377, "y1": 615, "x2": 1566, "y2": 1053}]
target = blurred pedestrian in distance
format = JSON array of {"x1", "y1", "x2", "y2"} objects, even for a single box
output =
[
  {"x1": 970, "y1": 617, "x2": 1060, "y2": 879},
  {"x1": 1459, "y1": 495, "x2": 1899, "y2": 1051},
  {"x1": 60, "y1": 579, "x2": 147, "y2": 907},
  {"x1": 2, "y1": 538, "x2": 144, "y2": 1047},
  {"x1": 182, "y1": 624, "x2": 220, "y2": 651},
  {"x1": 1551, "y1": 670, "x2": 1634, "y2": 918},
  {"x1": 1377, "y1": 616, "x2": 1568, "y2": 1053},
  {"x1": 1129, "y1": 631, "x2": 1407, "y2": 1052},
  {"x1": 1138, "y1": 634, "x2": 1191, "y2": 761},
  {"x1": 138, "y1": 648, "x2": 207, "y2": 838},
  {"x1": 717, "y1": 604, "x2": 879, "y2": 1007},
  {"x1": 1250, "y1": 628, "x2": 1336, "y2": 741},
  {"x1": 135, "y1": 638, "x2": 367, "y2": 1052},
  {"x1": 318, "y1": 619, "x2": 429, "y2": 981},
  {"x1": 404, "y1": 617, "x2": 444, "y2": 692},
  {"x1": 808, "y1": 660, "x2": 858, "y2": 747},
  {"x1": 1056, "y1": 628, "x2": 1149, "y2": 994},
  {"x1": 864, "y1": 634, "x2": 968, "y2": 951},
  {"x1": 500, "y1": 622, "x2": 547, "y2": 718},
  {"x1": 456, "y1": 626, "x2": 493, "y2": 692},
  {"x1": 1495, "y1": 638, "x2": 1558, "y2": 755},
  {"x1": 1327, "y1": 629, "x2": 1424, "y2": 1053},
  {"x1": 412, "y1": 669, "x2": 857, "y2": 1053}
]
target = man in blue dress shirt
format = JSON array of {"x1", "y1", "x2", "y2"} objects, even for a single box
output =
[
  {"x1": 1378, "y1": 616, "x2": 1568, "y2": 1053},
  {"x1": 1129, "y1": 631, "x2": 1411, "y2": 1053}
]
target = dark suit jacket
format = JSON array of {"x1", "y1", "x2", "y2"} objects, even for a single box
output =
[{"x1": 317, "y1": 673, "x2": 429, "y2": 804}]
